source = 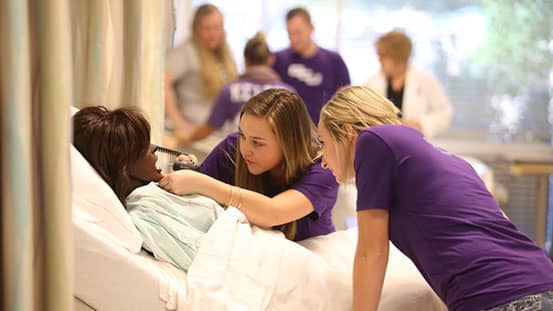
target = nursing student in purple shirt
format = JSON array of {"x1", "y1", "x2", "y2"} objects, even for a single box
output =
[
  {"x1": 160, "y1": 88, "x2": 338, "y2": 241},
  {"x1": 317, "y1": 86, "x2": 553, "y2": 311},
  {"x1": 272, "y1": 7, "x2": 350, "y2": 124},
  {"x1": 176, "y1": 31, "x2": 294, "y2": 146}
]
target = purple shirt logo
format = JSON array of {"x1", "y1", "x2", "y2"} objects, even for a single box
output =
[
  {"x1": 229, "y1": 82, "x2": 284, "y2": 103},
  {"x1": 287, "y1": 64, "x2": 322, "y2": 86}
]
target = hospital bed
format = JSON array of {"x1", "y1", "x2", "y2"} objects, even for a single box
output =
[
  {"x1": 73, "y1": 224, "x2": 445, "y2": 311},
  {"x1": 70, "y1": 136, "x2": 445, "y2": 310}
]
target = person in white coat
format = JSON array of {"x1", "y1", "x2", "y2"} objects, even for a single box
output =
[{"x1": 365, "y1": 30, "x2": 453, "y2": 138}]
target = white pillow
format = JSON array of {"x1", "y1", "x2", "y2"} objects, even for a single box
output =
[{"x1": 70, "y1": 107, "x2": 143, "y2": 253}]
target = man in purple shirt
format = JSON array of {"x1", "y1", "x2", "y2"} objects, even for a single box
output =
[
  {"x1": 318, "y1": 86, "x2": 553, "y2": 311},
  {"x1": 272, "y1": 7, "x2": 350, "y2": 124}
]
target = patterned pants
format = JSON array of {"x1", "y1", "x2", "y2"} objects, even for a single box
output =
[{"x1": 484, "y1": 291, "x2": 553, "y2": 311}]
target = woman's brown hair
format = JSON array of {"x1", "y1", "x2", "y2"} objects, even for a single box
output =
[
  {"x1": 72, "y1": 106, "x2": 151, "y2": 205},
  {"x1": 243, "y1": 31, "x2": 271, "y2": 66},
  {"x1": 235, "y1": 88, "x2": 320, "y2": 240}
]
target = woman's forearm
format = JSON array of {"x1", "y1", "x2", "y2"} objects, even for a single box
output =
[
  {"x1": 196, "y1": 175, "x2": 308, "y2": 228},
  {"x1": 352, "y1": 245, "x2": 389, "y2": 311},
  {"x1": 188, "y1": 123, "x2": 215, "y2": 143}
]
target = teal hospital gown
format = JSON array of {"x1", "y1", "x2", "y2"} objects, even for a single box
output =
[{"x1": 127, "y1": 183, "x2": 224, "y2": 271}]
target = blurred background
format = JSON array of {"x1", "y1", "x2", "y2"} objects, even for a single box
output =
[
  {"x1": 171, "y1": 0, "x2": 553, "y2": 251},
  {"x1": 177, "y1": 0, "x2": 553, "y2": 143}
]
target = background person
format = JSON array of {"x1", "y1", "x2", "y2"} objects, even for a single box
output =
[
  {"x1": 165, "y1": 4, "x2": 238, "y2": 134},
  {"x1": 176, "y1": 31, "x2": 294, "y2": 146},
  {"x1": 272, "y1": 7, "x2": 350, "y2": 124},
  {"x1": 365, "y1": 29, "x2": 453, "y2": 137}
]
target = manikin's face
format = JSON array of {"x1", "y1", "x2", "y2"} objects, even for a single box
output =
[
  {"x1": 196, "y1": 11, "x2": 224, "y2": 51},
  {"x1": 238, "y1": 114, "x2": 284, "y2": 176},
  {"x1": 317, "y1": 121, "x2": 348, "y2": 183},
  {"x1": 127, "y1": 144, "x2": 163, "y2": 183},
  {"x1": 286, "y1": 15, "x2": 314, "y2": 55}
]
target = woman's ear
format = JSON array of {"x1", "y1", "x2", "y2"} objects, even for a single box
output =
[{"x1": 343, "y1": 123, "x2": 355, "y2": 143}]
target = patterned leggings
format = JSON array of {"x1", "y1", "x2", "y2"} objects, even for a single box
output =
[{"x1": 484, "y1": 291, "x2": 553, "y2": 311}]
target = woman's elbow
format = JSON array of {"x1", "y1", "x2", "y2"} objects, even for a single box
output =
[
  {"x1": 250, "y1": 213, "x2": 290, "y2": 229},
  {"x1": 255, "y1": 217, "x2": 282, "y2": 229}
]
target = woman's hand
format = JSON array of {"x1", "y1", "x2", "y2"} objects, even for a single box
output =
[
  {"x1": 176, "y1": 153, "x2": 198, "y2": 164},
  {"x1": 159, "y1": 169, "x2": 204, "y2": 195}
]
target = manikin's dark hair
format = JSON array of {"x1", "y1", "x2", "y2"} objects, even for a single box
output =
[{"x1": 72, "y1": 106, "x2": 151, "y2": 204}]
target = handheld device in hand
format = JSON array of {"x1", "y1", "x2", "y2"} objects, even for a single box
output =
[
  {"x1": 172, "y1": 160, "x2": 198, "y2": 171},
  {"x1": 153, "y1": 145, "x2": 199, "y2": 171}
]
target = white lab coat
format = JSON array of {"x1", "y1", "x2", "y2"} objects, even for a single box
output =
[{"x1": 365, "y1": 66, "x2": 453, "y2": 137}]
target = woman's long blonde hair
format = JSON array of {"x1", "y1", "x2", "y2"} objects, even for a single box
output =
[
  {"x1": 319, "y1": 86, "x2": 401, "y2": 179},
  {"x1": 192, "y1": 4, "x2": 238, "y2": 100},
  {"x1": 235, "y1": 88, "x2": 320, "y2": 240}
]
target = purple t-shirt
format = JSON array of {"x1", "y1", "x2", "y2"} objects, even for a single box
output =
[
  {"x1": 272, "y1": 47, "x2": 350, "y2": 124},
  {"x1": 355, "y1": 125, "x2": 553, "y2": 311},
  {"x1": 199, "y1": 133, "x2": 338, "y2": 241},
  {"x1": 207, "y1": 78, "x2": 293, "y2": 130}
]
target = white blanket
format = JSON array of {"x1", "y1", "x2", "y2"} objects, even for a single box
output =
[
  {"x1": 182, "y1": 207, "x2": 445, "y2": 311},
  {"x1": 182, "y1": 207, "x2": 348, "y2": 310},
  {"x1": 299, "y1": 229, "x2": 446, "y2": 311}
]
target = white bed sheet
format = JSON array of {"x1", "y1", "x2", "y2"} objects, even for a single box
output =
[
  {"x1": 299, "y1": 229, "x2": 446, "y2": 311},
  {"x1": 74, "y1": 219, "x2": 187, "y2": 311},
  {"x1": 75, "y1": 214, "x2": 445, "y2": 311}
]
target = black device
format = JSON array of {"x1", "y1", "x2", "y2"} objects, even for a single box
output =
[{"x1": 153, "y1": 145, "x2": 199, "y2": 171}]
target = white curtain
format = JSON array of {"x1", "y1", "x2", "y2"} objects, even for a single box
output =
[
  {"x1": 70, "y1": 0, "x2": 173, "y2": 144},
  {"x1": 1, "y1": 0, "x2": 73, "y2": 310},
  {"x1": 1, "y1": 1, "x2": 174, "y2": 310}
]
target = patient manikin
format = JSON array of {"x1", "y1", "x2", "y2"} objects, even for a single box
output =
[{"x1": 73, "y1": 106, "x2": 222, "y2": 271}]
